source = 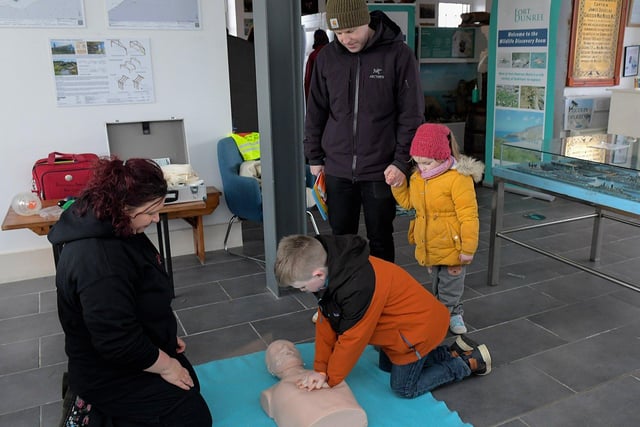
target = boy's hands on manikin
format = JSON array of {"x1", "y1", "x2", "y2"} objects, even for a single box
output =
[{"x1": 297, "y1": 371, "x2": 329, "y2": 391}]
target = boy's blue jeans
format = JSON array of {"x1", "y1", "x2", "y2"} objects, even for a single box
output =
[{"x1": 379, "y1": 345, "x2": 471, "y2": 398}]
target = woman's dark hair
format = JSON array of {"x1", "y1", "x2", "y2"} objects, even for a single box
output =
[
  {"x1": 75, "y1": 157, "x2": 167, "y2": 237},
  {"x1": 313, "y1": 29, "x2": 329, "y2": 49}
]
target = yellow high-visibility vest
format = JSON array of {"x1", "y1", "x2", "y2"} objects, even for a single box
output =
[{"x1": 230, "y1": 132, "x2": 260, "y2": 161}]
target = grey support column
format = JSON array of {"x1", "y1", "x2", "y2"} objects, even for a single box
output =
[{"x1": 253, "y1": 1, "x2": 308, "y2": 296}]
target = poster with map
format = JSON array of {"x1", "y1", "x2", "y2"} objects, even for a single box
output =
[
  {"x1": 51, "y1": 38, "x2": 154, "y2": 107},
  {"x1": 484, "y1": 0, "x2": 558, "y2": 182},
  {"x1": 106, "y1": 0, "x2": 200, "y2": 29},
  {"x1": 0, "y1": 0, "x2": 84, "y2": 27}
]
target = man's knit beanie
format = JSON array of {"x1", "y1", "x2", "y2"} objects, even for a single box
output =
[
  {"x1": 410, "y1": 124, "x2": 452, "y2": 160},
  {"x1": 325, "y1": 0, "x2": 370, "y2": 31}
]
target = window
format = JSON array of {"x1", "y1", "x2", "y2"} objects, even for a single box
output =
[{"x1": 438, "y1": 2, "x2": 471, "y2": 28}]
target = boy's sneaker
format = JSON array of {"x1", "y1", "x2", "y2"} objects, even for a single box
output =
[
  {"x1": 449, "y1": 334, "x2": 479, "y2": 357},
  {"x1": 461, "y1": 344, "x2": 492, "y2": 376},
  {"x1": 449, "y1": 314, "x2": 467, "y2": 334}
]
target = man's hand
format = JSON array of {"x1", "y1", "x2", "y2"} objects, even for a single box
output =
[
  {"x1": 310, "y1": 165, "x2": 325, "y2": 176},
  {"x1": 296, "y1": 371, "x2": 328, "y2": 391},
  {"x1": 384, "y1": 164, "x2": 406, "y2": 188}
]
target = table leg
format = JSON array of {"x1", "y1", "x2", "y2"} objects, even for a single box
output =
[
  {"x1": 590, "y1": 208, "x2": 603, "y2": 262},
  {"x1": 488, "y1": 179, "x2": 505, "y2": 286},
  {"x1": 179, "y1": 216, "x2": 206, "y2": 265},
  {"x1": 156, "y1": 221, "x2": 165, "y2": 263},
  {"x1": 160, "y1": 213, "x2": 174, "y2": 297},
  {"x1": 156, "y1": 214, "x2": 175, "y2": 297},
  {"x1": 192, "y1": 216, "x2": 205, "y2": 265}
]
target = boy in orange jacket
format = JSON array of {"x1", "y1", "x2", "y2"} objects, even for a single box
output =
[{"x1": 275, "y1": 234, "x2": 491, "y2": 398}]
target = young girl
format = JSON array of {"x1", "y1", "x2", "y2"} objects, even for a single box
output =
[{"x1": 392, "y1": 124, "x2": 484, "y2": 334}]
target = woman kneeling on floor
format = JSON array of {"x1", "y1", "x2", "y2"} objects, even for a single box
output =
[{"x1": 49, "y1": 157, "x2": 212, "y2": 426}]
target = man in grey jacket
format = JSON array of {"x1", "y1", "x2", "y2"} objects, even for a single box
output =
[{"x1": 304, "y1": 0, "x2": 424, "y2": 262}]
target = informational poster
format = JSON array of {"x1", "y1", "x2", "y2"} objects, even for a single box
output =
[
  {"x1": 420, "y1": 28, "x2": 476, "y2": 59},
  {"x1": 485, "y1": 1, "x2": 558, "y2": 181},
  {"x1": 567, "y1": 0, "x2": 626, "y2": 86},
  {"x1": 0, "y1": 0, "x2": 85, "y2": 27},
  {"x1": 562, "y1": 95, "x2": 611, "y2": 134},
  {"x1": 564, "y1": 98, "x2": 594, "y2": 131},
  {"x1": 51, "y1": 38, "x2": 154, "y2": 107},
  {"x1": 562, "y1": 134, "x2": 607, "y2": 162},
  {"x1": 106, "y1": 0, "x2": 201, "y2": 29}
]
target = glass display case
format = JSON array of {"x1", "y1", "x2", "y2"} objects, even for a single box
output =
[
  {"x1": 495, "y1": 134, "x2": 640, "y2": 214},
  {"x1": 488, "y1": 134, "x2": 640, "y2": 292}
]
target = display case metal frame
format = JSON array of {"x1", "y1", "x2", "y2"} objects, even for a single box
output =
[{"x1": 488, "y1": 138, "x2": 640, "y2": 293}]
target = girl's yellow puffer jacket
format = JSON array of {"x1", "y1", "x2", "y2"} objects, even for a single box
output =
[{"x1": 392, "y1": 155, "x2": 484, "y2": 267}]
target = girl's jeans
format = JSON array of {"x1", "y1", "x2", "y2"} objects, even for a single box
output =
[{"x1": 380, "y1": 345, "x2": 471, "y2": 398}]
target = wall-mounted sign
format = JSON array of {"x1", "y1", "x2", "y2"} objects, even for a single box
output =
[
  {"x1": 484, "y1": 0, "x2": 557, "y2": 183},
  {"x1": 50, "y1": 38, "x2": 154, "y2": 107},
  {"x1": 420, "y1": 27, "x2": 475, "y2": 59},
  {"x1": 566, "y1": 0, "x2": 628, "y2": 87}
]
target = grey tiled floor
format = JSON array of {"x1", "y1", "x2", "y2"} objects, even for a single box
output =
[{"x1": 2, "y1": 186, "x2": 640, "y2": 426}]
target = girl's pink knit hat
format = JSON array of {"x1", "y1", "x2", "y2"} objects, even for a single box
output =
[{"x1": 409, "y1": 124, "x2": 451, "y2": 160}]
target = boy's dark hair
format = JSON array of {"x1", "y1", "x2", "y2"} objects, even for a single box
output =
[{"x1": 275, "y1": 235, "x2": 327, "y2": 286}]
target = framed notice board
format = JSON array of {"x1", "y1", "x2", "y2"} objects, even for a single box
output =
[
  {"x1": 566, "y1": 0, "x2": 628, "y2": 86},
  {"x1": 419, "y1": 27, "x2": 476, "y2": 60}
]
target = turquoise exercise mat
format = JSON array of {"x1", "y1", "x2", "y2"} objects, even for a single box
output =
[{"x1": 194, "y1": 343, "x2": 471, "y2": 427}]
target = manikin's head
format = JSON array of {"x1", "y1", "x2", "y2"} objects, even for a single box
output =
[{"x1": 265, "y1": 340, "x2": 304, "y2": 378}]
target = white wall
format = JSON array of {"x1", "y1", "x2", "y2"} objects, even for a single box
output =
[
  {"x1": 0, "y1": 2, "x2": 236, "y2": 283},
  {"x1": 472, "y1": 0, "x2": 488, "y2": 12}
]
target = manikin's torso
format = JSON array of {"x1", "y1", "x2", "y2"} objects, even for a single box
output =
[
  {"x1": 260, "y1": 341, "x2": 367, "y2": 427},
  {"x1": 261, "y1": 370, "x2": 367, "y2": 427}
]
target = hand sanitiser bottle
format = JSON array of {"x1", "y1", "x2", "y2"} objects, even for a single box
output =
[{"x1": 472, "y1": 84, "x2": 479, "y2": 103}]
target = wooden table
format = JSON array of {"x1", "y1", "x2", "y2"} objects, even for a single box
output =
[
  {"x1": 157, "y1": 187, "x2": 221, "y2": 265},
  {"x1": 2, "y1": 187, "x2": 221, "y2": 284}
]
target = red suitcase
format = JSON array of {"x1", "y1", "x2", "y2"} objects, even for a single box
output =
[{"x1": 32, "y1": 152, "x2": 99, "y2": 200}]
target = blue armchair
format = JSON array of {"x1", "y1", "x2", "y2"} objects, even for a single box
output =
[{"x1": 217, "y1": 137, "x2": 318, "y2": 260}]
